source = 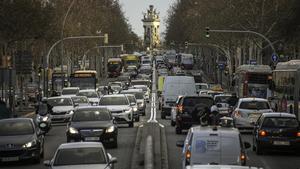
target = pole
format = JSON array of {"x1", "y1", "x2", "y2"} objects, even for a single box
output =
[
  {"x1": 294, "y1": 68, "x2": 300, "y2": 121},
  {"x1": 61, "y1": 0, "x2": 76, "y2": 89}
]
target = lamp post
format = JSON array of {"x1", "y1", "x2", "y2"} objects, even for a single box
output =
[{"x1": 61, "y1": 0, "x2": 76, "y2": 89}]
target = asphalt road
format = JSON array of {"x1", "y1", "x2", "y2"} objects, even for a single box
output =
[
  {"x1": 0, "y1": 104, "x2": 151, "y2": 169},
  {"x1": 157, "y1": 111, "x2": 300, "y2": 169}
]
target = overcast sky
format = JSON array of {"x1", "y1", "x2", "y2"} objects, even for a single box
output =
[{"x1": 118, "y1": 0, "x2": 175, "y2": 38}]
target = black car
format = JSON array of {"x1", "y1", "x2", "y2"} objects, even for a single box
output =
[
  {"x1": 175, "y1": 95, "x2": 214, "y2": 134},
  {"x1": 0, "y1": 118, "x2": 44, "y2": 163},
  {"x1": 253, "y1": 112, "x2": 300, "y2": 155},
  {"x1": 66, "y1": 107, "x2": 118, "y2": 148}
]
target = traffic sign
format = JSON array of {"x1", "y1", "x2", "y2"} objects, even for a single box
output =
[
  {"x1": 249, "y1": 60, "x2": 257, "y2": 65},
  {"x1": 271, "y1": 53, "x2": 278, "y2": 62}
]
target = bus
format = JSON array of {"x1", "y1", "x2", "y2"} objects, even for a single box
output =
[
  {"x1": 233, "y1": 64, "x2": 272, "y2": 99},
  {"x1": 272, "y1": 60, "x2": 300, "y2": 112},
  {"x1": 69, "y1": 70, "x2": 97, "y2": 89},
  {"x1": 51, "y1": 66, "x2": 68, "y2": 93},
  {"x1": 121, "y1": 54, "x2": 139, "y2": 70},
  {"x1": 107, "y1": 58, "x2": 122, "y2": 78}
]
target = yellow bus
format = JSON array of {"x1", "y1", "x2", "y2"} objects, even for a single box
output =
[{"x1": 70, "y1": 70, "x2": 97, "y2": 89}]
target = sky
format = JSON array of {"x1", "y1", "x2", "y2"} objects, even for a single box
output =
[{"x1": 118, "y1": 0, "x2": 176, "y2": 38}]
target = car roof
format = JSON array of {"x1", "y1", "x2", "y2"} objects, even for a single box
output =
[
  {"x1": 101, "y1": 94, "x2": 126, "y2": 97},
  {"x1": 239, "y1": 97, "x2": 268, "y2": 102},
  {"x1": 191, "y1": 125, "x2": 240, "y2": 136},
  {"x1": 58, "y1": 142, "x2": 104, "y2": 149},
  {"x1": 63, "y1": 87, "x2": 79, "y2": 90},
  {"x1": 48, "y1": 96, "x2": 72, "y2": 99},
  {"x1": 196, "y1": 95, "x2": 214, "y2": 99},
  {"x1": 123, "y1": 89, "x2": 143, "y2": 92},
  {"x1": 71, "y1": 96, "x2": 88, "y2": 99},
  {"x1": 262, "y1": 112, "x2": 296, "y2": 118},
  {"x1": 75, "y1": 106, "x2": 108, "y2": 111},
  {"x1": 79, "y1": 89, "x2": 96, "y2": 92}
]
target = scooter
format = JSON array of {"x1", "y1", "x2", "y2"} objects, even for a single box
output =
[{"x1": 35, "y1": 104, "x2": 52, "y2": 134}]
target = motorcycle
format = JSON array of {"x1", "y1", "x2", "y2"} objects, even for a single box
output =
[{"x1": 35, "y1": 104, "x2": 52, "y2": 134}]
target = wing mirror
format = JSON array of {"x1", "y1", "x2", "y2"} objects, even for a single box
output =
[
  {"x1": 109, "y1": 157, "x2": 118, "y2": 164},
  {"x1": 74, "y1": 103, "x2": 79, "y2": 107}
]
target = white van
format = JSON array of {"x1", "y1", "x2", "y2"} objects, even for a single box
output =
[{"x1": 161, "y1": 76, "x2": 197, "y2": 119}]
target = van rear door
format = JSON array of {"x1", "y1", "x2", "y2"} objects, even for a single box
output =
[{"x1": 220, "y1": 134, "x2": 241, "y2": 165}]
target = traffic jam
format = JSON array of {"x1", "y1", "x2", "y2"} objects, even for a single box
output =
[{"x1": 0, "y1": 51, "x2": 300, "y2": 169}]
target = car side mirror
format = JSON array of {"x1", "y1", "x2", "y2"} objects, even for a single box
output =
[
  {"x1": 244, "y1": 142, "x2": 251, "y2": 149},
  {"x1": 44, "y1": 160, "x2": 51, "y2": 166},
  {"x1": 74, "y1": 103, "x2": 79, "y2": 107},
  {"x1": 109, "y1": 157, "x2": 118, "y2": 164},
  {"x1": 176, "y1": 140, "x2": 184, "y2": 148}
]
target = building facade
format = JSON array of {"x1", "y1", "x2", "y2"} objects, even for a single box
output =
[{"x1": 142, "y1": 5, "x2": 160, "y2": 49}]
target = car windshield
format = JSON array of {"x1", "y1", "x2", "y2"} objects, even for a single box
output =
[
  {"x1": 134, "y1": 86, "x2": 147, "y2": 92},
  {"x1": 72, "y1": 97, "x2": 89, "y2": 104},
  {"x1": 215, "y1": 96, "x2": 231, "y2": 103},
  {"x1": 54, "y1": 147, "x2": 106, "y2": 166},
  {"x1": 48, "y1": 98, "x2": 73, "y2": 106},
  {"x1": 99, "y1": 96, "x2": 129, "y2": 105},
  {"x1": 72, "y1": 110, "x2": 111, "y2": 122},
  {"x1": 239, "y1": 101, "x2": 270, "y2": 110},
  {"x1": 62, "y1": 89, "x2": 77, "y2": 95},
  {"x1": 126, "y1": 95, "x2": 136, "y2": 103},
  {"x1": 78, "y1": 91, "x2": 98, "y2": 98},
  {"x1": 262, "y1": 117, "x2": 299, "y2": 128},
  {"x1": 0, "y1": 121, "x2": 34, "y2": 136},
  {"x1": 122, "y1": 92, "x2": 144, "y2": 99},
  {"x1": 183, "y1": 97, "x2": 214, "y2": 107}
]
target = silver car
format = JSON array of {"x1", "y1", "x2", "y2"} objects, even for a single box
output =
[
  {"x1": 44, "y1": 142, "x2": 117, "y2": 169},
  {"x1": 232, "y1": 98, "x2": 273, "y2": 130},
  {"x1": 47, "y1": 96, "x2": 75, "y2": 123}
]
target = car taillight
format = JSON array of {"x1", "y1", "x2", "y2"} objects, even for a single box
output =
[
  {"x1": 177, "y1": 105, "x2": 184, "y2": 113},
  {"x1": 185, "y1": 147, "x2": 191, "y2": 165},
  {"x1": 234, "y1": 111, "x2": 241, "y2": 118},
  {"x1": 297, "y1": 132, "x2": 300, "y2": 137},
  {"x1": 240, "y1": 153, "x2": 246, "y2": 161},
  {"x1": 259, "y1": 130, "x2": 267, "y2": 137}
]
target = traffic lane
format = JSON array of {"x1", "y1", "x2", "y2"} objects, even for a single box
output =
[
  {"x1": 241, "y1": 134, "x2": 300, "y2": 169},
  {"x1": 157, "y1": 112, "x2": 186, "y2": 169}
]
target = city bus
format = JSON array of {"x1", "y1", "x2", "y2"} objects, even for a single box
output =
[
  {"x1": 272, "y1": 60, "x2": 300, "y2": 113},
  {"x1": 69, "y1": 70, "x2": 97, "y2": 89},
  {"x1": 107, "y1": 58, "x2": 122, "y2": 78},
  {"x1": 233, "y1": 64, "x2": 272, "y2": 99},
  {"x1": 121, "y1": 54, "x2": 139, "y2": 70},
  {"x1": 51, "y1": 66, "x2": 68, "y2": 93}
]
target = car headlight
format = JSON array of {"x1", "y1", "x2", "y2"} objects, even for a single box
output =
[
  {"x1": 69, "y1": 127, "x2": 78, "y2": 134},
  {"x1": 124, "y1": 108, "x2": 132, "y2": 113},
  {"x1": 22, "y1": 140, "x2": 37, "y2": 148},
  {"x1": 68, "y1": 110, "x2": 74, "y2": 115},
  {"x1": 42, "y1": 116, "x2": 48, "y2": 121},
  {"x1": 133, "y1": 107, "x2": 138, "y2": 112},
  {"x1": 106, "y1": 126, "x2": 115, "y2": 133}
]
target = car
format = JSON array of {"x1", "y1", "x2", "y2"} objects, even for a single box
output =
[
  {"x1": 61, "y1": 87, "x2": 80, "y2": 96},
  {"x1": 214, "y1": 94, "x2": 232, "y2": 116},
  {"x1": 131, "y1": 85, "x2": 150, "y2": 102},
  {"x1": 232, "y1": 98, "x2": 273, "y2": 130},
  {"x1": 66, "y1": 107, "x2": 118, "y2": 148},
  {"x1": 176, "y1": 123, "x2": 251, "y2": 168},
  {"x1": 185, "y1": 165, "x2": 259, "y2": 169},
  {"x1": 253, "y1": 112, "x2": 300, "y2": 154},
  {"x1": 207, "y1": 90, "x2": 224, "y2": 97},
  {"x1": 161, "y1": 76, "x2": 197, "y2": 119},
  {"x1": 44, "y1": 142, "x2": 117, "y2": 169},
  {"x1": 195, "y1": 83, "x2": 209, "y2": 94},
  {"x1": 157, "y1": 68, "x2": 169, "y2": 76},
  {"x1": 130, "y1": 79, "x2": 151, "y2": 89},
  {"x1": 71, "y1": 96, "x2": 90, "y2": 107},
  {"x1": 175, "y1": 95, "x2": 214, "y2": 134},
  {"x1": 170, "y1": 95, "x2": 183, "y2": 126},
  {"x1": 120, "y1": 89, "x2": 146, "y2": 116},
  {"x1": 108, "y1": 81, "x2": 125, "y2": 89},
  {"x1": 78, "y1": 89, "x2": 100, "y2": 106},
  {"x1": 47, "y1": 96, "x2": 75, "y2": 123},
  {"x1": 111, "y1": 85, "x2": 122, "y2": 94},
  {"x1": 0, "y1": 118, "x2": 44, "y2": 163},
  {"x1": 98, "y1": 94, "x2": 134, "y2": 127},
  {"x1": 125, "y1": 94, "x2": 140, "y2": 122}
]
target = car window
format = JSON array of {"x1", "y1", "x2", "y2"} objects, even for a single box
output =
[
  {"x1": 183, "y1": 97, "x2": 214, "y2": 107},
  {"x1": 78, "y1": 91, "x2": 98, "y2": 98},
  {"x1": 72, "y1": 97, "x2": 89, "y2": 104},
  {"x1": 54, "y1": 147, "x2": 106, "y2": 166},
  {"x1": 99, "y1": 96, "x2": 129, "y2": 105},
  {"x1": 48, "y1": 98, "x2": 73, "y2": 106},
  {"x1": 72, "y1": 110, "x2": 111, "y2": 122},
  {"x1": 62, "y1": 89, "x2": 78, "y2": 95},
  {"x1": 215, "y1": 96, "x2": 231, "y2": 103},
  {"x1": 262, "y1": 117, "x2": 299, "y2": 128},
  {"x1": 239, "y1": 101, "x2": 270, "y2": 110},
  {"x1": 126, "y1": 95, "x2": 136, "y2": 103},
  {"x1": 122, "y1": 92, "x2": 144, "y2": 99},
  {"x1": 0, "y1": 121, "x2": 34, "y2": 136}
]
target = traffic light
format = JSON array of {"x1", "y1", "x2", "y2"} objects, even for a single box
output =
[
  {"x1": 6, "y1": 56, "x2": 12, "y2": 67},
  {"x1": 185, "y1": 41, "x2": 188, "y2": 48},
  {"x1": 205, "y1": 27, "x2": 210, "y2": 38},
  {"x1": 104, "y1": 33, "x2": 108, "y2": 44}
]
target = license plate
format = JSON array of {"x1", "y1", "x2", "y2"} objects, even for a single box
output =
[
  {"x1": 85, "y1": 137, "x2": 99, "y2": 141},
  {"x1": 1, "y1": 157, "x2": 19, "y2": 162},
  {"x1": 273, "y1": 141, "x2": 290, "y2": 146}
]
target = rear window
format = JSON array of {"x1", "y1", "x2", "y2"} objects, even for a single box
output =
[
  {"x1": 62, "y1": 89, "x2": 78, "y2": 95},
  {"x1": 262, "y1": 117, "x2": 299, "y2": 128},
  {"x1": 72, "y1": 110, "x2": 111, "y2": 122},
  {"x1": 215, "y1": 96, "x2": 231, "y2": 103},
  {"x1": 99, "y1": 96, "x2": 128, "y2": 105},
  {"x1": 239, "y1": 101, "x2": 270, "y2": 110},
  {"x1": 183, "y1": 97, "x2": 214, "y2": 107}
]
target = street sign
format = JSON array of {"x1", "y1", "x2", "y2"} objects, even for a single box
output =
[
  {"x1": 218, "y1": 63, "x2": 225, "y2": 70},
  {"x1": 249, "y1": 60, "x2": 257, "y2": 65},
  {"x1": 271, "y1": 53, "x2": 279, "y2": 62}
]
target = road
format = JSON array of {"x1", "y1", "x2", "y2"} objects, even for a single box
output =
[
  {"x1": 0, "y1": 104, "x2": 151, "y2": 169},
  {"x1": 157, "y1": 112, "x2": 300, "y2": 169}
]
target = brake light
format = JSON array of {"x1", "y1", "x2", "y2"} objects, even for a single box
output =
[
  {"x1": 259, "y1": 130, "x2": 267, "y2": 137},
  {"x1": 240, "y1": 153, "x2": 246, "y2": 161},
  {"x1": 186, "y1": 149, "x2": 191, "y2": 159},
  {"x1": 297, "y1": 132, "x2": 300, "y2": 137}
]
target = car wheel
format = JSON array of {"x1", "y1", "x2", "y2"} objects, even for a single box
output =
[
  {"x1": 112, "y1": 137, "x2": 118, "y2": 148},
  {"x1": 129, "y1": 121, "x2": 134, "y2": 128},
  {"x1": 161, "y1": 111, "x2": 166, "y2": 119},
  {"x1": 171, "y1": 120, "x2": 176, "y2": 126},
  {"x1": 255, "y1": 141, "x2": 263, "y2": 155},
  {"x1": 175, "y1": 126, "x2": 182, "y2": 134},
  {"x1": 33, "y1": 154, "x2": 41, "y2": 164}
]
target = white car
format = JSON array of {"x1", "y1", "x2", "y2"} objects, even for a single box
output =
[
  {"x1": 47, "y1": 96, "x2": 75, "y2": 123},
  {"x1": 120, "y1": 89, "x2": 146, "y2": 116},
  {"x1": 232, "y1": 98, "x2": 273, "y2": 130},
  {"x1": 195, "y1": 83, "x2": 208, "y2": 94},
  {"x1": 131, "y1": 85, "x2": 150, "y2": 102},
  {"x1": 214, "y1": 94, "x2": 232, "y2": 116},
  {"x1": 99, "y1": 94, "x2": 134, "y2": 127},
  {"x1": 78, "y1": 89, "x2": 100, "y2": 106},
  {"x1": 61, "y1": 87, "x2": 80, "y2": 97},
  {"x1": 44, "y1": 142, "x2": 117, "y2": 169}
]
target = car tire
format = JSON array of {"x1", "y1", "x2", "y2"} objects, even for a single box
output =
[
  {"x1": 255, "y1": 141, "x2": 263, "y2": 155},
  {"x1": 129, "y1": 121, "x2": 134, "y2": 128},
  {"x1": 161, "y1": 111, "x2": 166, "y2": 119},
  {"x1": 175, "y1": 126, "x2": 182, "y2": 134},
  {"x1": 33, "y1": 154, "x2": 41, "y2": 164},
  {"x1": 112, "y1": 138, "x2": 118, "y2": 148},
  {"x1": 171, "y1": 120, "x2": 176, "y2": 126}
]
